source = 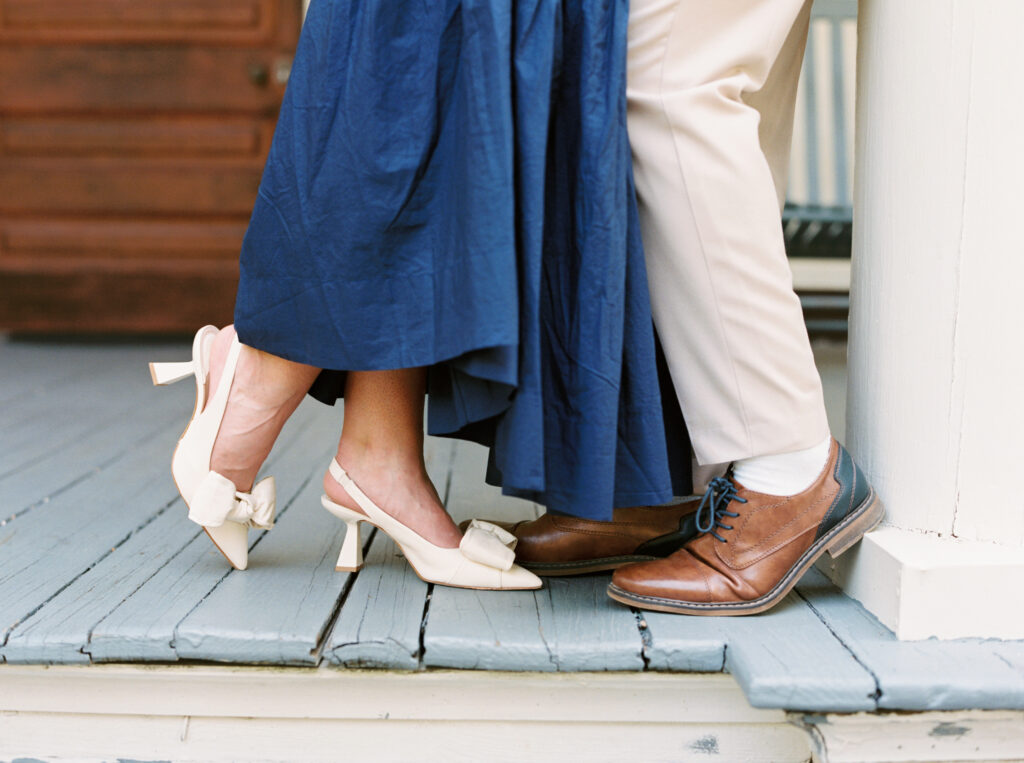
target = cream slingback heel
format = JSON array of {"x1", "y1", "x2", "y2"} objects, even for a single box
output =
[
  {"x1": 149, "y1": 326, "x2": 276, "y2": 570},
  {"x1": 321, "y1": 459, "x2": 542, "y2": 590}
]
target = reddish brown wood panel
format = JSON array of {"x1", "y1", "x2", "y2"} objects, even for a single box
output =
[
  {"x1": 0, "y1": 220, "x2": 249, "y2": 261},
  {"x1": 0, "y1": 0, "x2": 280, "y2": 44},
  {"x1": 0, "y1": 0, "x2": 301, "y2": 333},
  {"x1": 0, "y1": 158, "x2": 265, "y2": 215},
  {"x1": 1, "y1": 118, "x2": 271, "y2": 158},
  {"x1": 0, "y1": 47, "x2": 289, "y2": 115},
  {"x1": 0, "y1": 267, "x2": 239, "y2": 333}
]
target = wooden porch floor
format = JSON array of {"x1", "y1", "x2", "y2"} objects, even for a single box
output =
[{"x1": 2, "y1": 337, "x2": 1022, "y2": 714}]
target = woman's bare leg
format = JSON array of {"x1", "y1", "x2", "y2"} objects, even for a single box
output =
[
  {"x1": 324, "y1": 368, "x2": 462, "y2": 548},
  {"x1": 205, "y1": 326, "x2": 460, "y2": 548},
  {"x1": 207, "y1": 325, "x2": 320, "y2": 492}
]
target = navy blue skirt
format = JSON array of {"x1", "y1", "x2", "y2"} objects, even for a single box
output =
[{"x1": 234, "y1": 0, "x2": 691, "y2": 519}]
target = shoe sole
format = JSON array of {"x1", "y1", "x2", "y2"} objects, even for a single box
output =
[
  {"x1": 523, "y1": 555, "x2": 658, "y2": 577},
  {"x1": 606, "y1": 489, "x2": 885, "y2": 616}
]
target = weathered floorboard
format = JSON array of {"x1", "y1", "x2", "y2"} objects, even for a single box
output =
[
  {"x1": 3, "y1": 341, "x2": 1024, "y2": 718},
  {"x1": 640, "y1": 584, "x2": 879, "y2": 712},
  {"x1": 323, "y1": 532, "x2": 426, "y2": 669},
  {"x1": 796, "y1": 568, "x2": 1024, "y2": 711},
  {"x1": 639, "y1": 607, "x2": 728, "y2": 673},
  {"x1": 86, "y1": 530, "x2": 234, "y2": 662},
  {"x1": 91, "y1": 400, "x2": 340, "y2": 664},
  {"x1": 0, "y1": 340, "x2": 121, "y2": 407},
  {"x1": 0, "y1": 349, "x2": 118, "y2": 435},
  {"x1": 3, "y1": 394, "x2": 334, "y2": 664},
  {"x1": 2, "y1": 504, "x2": 202, "y2": 664},
  {"x1": 0, "y1": 350, "x2": 186, "y2": 524},
  {"x1": 172, "y1": 472, "x2": 348, "y2": 665},
  {"x1": 0, "y1": 425, "x2": 187, "y2": 653},
  {"x1": 0, "y1": 345, "x2": 166, "y2": 469},
  {"x1": 323, "y1": 437, "x2": 453, "y2": 669},
  {"x1": 540, "y1": 575, "x2": 646, "y2": 671},
  {"x1": 421, "y1": 441, "x2": 551, "y2": 670},
  {"x1": 422, "y1": 441, "x2": 643, "y2": 672}
]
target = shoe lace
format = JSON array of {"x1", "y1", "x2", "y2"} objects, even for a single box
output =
[{"x1": 695, "y1": 476, "x2": 747, "y2": 543}]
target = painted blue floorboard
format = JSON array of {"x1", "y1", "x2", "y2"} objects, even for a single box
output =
[
  {"x1": 0, "y1": 425, "x2": 184, "y2": 655},
  {"x1": 422, "y1": 442, "x2": 554, "y2": 671},
  {"x1": 323, "y1": 531, "x2": 426, "y2": 669},
  {"x1": 161, "y1": 403, "x2": 343, "y2": 665},
  {"x1": 541, "y1": 575, "x2": 645, "y2": 671},
  {"x1": 796, "y1": 568, "x2": 1024, "y2": 710},
  {"x1": 87, "y1": 533, "x2": 230, "y2": 663},
  {"x1": 88, "y1": 394, "x2": 336, "y2": 662},
  {"x1": 3, "y1": 342, "x2": 1024, "y2": 716},
  {"x1": 0, "y1": 367, "x2": 183, "y2": 522},
  {"x1": 2, "y1": 502, "x2": 199, "y2": 664},
  {"x1": 0, "y1": 348, "x2": 172, "y2": 485},
  {"x1": 421, "y1": 442, "x2": 644, "y2": 672},
  {"x1": 323, "y1": 437, "x2": 452, "y2": 669},
  {"x1": 172, "y1": 483, "x2": 349, "y2": 665},
  {"x1": 0, "y1": 340, "x2": 127, "y2": 408},
  {"x1": 639, "y1": 584, "x2": 878, "y2": 712},
  {"x1": 639, "y1": 611, "x2": 727, "y2": 673}
]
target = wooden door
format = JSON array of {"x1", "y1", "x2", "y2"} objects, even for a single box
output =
[{"x1": 0, "y1": 0, "x2": 303, "y2": 332}]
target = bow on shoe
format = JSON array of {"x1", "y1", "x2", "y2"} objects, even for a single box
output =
[
  {"x1": 188, "y1": 473, "x2": 276, "y2": 530},
  {"x1": 459, "y1": 519, "x2": 518, "y2": 571}
]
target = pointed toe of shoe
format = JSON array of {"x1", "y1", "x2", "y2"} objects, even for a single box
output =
[
  {"x1": 204, "y1": 522, "x2": 249, "y2": 570},
  {"x1": 503, "y1": 564, "x2": 543, "y2": 590}
]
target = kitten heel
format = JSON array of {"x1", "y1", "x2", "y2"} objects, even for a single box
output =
[{"x1": 321, "y1": 497, "x2": 366, "y2": 572}]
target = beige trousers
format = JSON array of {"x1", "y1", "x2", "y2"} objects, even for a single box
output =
[{"x1": 626, "y1": 0, "x2": 830, "y2": 465}]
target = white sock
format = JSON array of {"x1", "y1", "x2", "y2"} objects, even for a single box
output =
[{"x1": 731, "y1": 435, "x2": 832, "y2": 496}]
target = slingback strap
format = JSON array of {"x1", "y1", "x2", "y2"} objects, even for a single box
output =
[
  {"x1": 200, "y1": 334, "x2": 243, "y2": 435},
  {"x1": 327, "y1": 459, "x2": 517, "y2": 571}
]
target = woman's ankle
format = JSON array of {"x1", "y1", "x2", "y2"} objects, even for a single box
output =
[
  {"x1": 335, "y1": 438, "x2": 425, "y2": 477},
  {"x1": 328, "y1": 439, "x2": 461, "y2": 548}
]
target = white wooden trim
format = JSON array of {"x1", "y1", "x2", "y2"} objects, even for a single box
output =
[
  {"x1": 819, "y1": 527, "x2": 1024, "y2": 640},
  {"x1": 0, "y1": 665, "x2": 811, "y2": 763},
  {"x1": 0, "y1": 665, "x2": 777, "y2": 722},
  {"x1": 3, "y1": 664, "x2": 1022, "y2": 762},
  {"x1": 844, "y1": 0, "x2": 1024, "y2": 640},
  {"x1": 797, "y1": 709, "x2": 1024, "y2": 763}
]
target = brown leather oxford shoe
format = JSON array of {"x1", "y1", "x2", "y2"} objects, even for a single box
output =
[
  {"x1": 607, "y1": 439, "x2": 883, "y2": 615},
  {"x1": 461, "y1": 501, "x2": 701, "y2": 576}
]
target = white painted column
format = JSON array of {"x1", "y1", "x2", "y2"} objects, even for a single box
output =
[{"x1": 821, "y1": 0, "x2": 1024, "y2": 639}]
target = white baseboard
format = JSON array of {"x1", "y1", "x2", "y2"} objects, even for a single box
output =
[
  {"x1": 819, "y1": 526, "x2": 1024, "y2": 640},
  {"x1": 0, "y1": 665, "x2": 808, "y2": 763},
  {"x1": 3, "y1": 664, "x2": 1022, "y2": 763},
  {"x1": 796, "y1": 709, "x2": 1024, "y2": 763}
]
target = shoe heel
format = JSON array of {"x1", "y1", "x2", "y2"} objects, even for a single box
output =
[
  {"x1": 826, "y1": 495, "x2": 885, "y2": 559},
  {"x1": 149, "y1": 360, "x2": 195, "y2": 386},
  {"x1": 335, "y1": 518, "x2": 364, "y2": 572},
  {"x1": 322, "y1": 496, "x2": 366, "y2": 572}
]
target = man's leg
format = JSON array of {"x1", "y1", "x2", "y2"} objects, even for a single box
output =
[
  {"x1": 627, "y1": 0, "x2": 826, "y2": 467},
  {"x1": 609, "y1": 0, "x2": 882, "y2": 615}
]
